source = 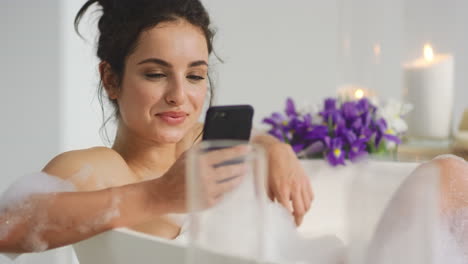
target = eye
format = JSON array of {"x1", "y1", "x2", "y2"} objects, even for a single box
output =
[
  {"x1": 187, "y1": 75, "x2": 205, "y2": 81},
  {"x1": 145, "y1": 73, "x2": 166, "y2": 79}
]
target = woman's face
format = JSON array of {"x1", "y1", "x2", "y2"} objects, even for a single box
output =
[{"x1": 116, "y1": 19, "x2": 209, "y2": 144}]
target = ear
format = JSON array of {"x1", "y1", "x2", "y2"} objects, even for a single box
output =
[{"x1": 99, "y1": 61, "x2": 120, "y2": 100}]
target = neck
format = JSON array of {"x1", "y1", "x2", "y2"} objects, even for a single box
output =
[{"x1": 112, "y1": 124, "x2": 178, "y2": 181}]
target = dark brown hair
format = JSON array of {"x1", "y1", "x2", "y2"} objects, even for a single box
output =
[{"x1": 74, "y1": 0, "x2": 216, "y2": 143}]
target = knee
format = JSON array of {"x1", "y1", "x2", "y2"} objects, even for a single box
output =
[{"x1": 432, "y1": 155, "x2": 468, "y2": 212}]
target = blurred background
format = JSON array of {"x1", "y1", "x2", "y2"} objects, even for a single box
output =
[{"x1": 0, "y1": 0, "x2": 467, "y2": 262}]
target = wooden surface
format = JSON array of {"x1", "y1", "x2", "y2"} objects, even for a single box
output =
[{"x1": 397, "y1": 138, "x2": 468, "y2": 162}]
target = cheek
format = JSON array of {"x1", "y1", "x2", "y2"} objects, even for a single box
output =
[
  {"x1": 188, "y1": 86, "x2": 208, "y2": 110},
  {"x1": 119, "y1": 79, "x2": 164, "y2": 116}
]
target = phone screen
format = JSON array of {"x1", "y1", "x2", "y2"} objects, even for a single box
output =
[{"x1": 202, "y1": 105, "x2": 254, "y2": 142}]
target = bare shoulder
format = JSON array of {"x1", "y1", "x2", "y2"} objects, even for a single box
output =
[{"x1": 42, "y1": 147, "x2": 134, "y2": 190}]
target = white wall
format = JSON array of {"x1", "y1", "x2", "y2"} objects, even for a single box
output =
[
  {"x1": 0, "y1": 1, "x2": 77, "y2": 263},
  {"x1": 203, "y1": 0, "x2": 468, "y2": 126},
  {"x1": 59, "y1": 0, "x2": 341, "y2": 149},
  {"x1": 59, "y1": 0, "x2": 468, "y2": 150},
  {"x1": 61, "y1": 0, "x2": 103, "y2": 151},
  {"x1": 0, "y1": 1, "x2": 61, "y2": 191},
  {"x1": 2, "y1": 1, "x2": 467, "y2": 186},
  {"x1": 202, "y1": 0, "x2": 340, "y2": 124}
]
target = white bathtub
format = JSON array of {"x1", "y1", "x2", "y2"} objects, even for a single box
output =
[{"x1": 73, "y1": 160, "x2": 419, "y2": 264}]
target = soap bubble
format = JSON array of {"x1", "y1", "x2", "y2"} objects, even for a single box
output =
[
  {"x1": 363, "y1": 156, "x2": 468, "y2": 264},
  {"x1": 185, "y1": 155, "x2": 467, "y2": 264},
  {"x1": 0, "y1": 172, "x2": 76, "y2": 252},
  {"x1": 76, "y1": 190, "x2": 121, "y2": 234},
  {"x1": 0, "y1": 167, "x2": 122, "y2": 253}
]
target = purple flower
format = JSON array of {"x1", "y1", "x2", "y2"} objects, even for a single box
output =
[
  {"x1": 374, "y1": 118, "x2": 401, "y2": 147},
  {"x1": 356, "y1": 98, "x2": 372, "y2": 113},
  {"x1": 348, "y1": 140, "x2": 368, "y2": 162},
  {"x1": 357, "y1": 127, "x2": 374, "y2": 142},
  {"x1": 263, "y1": 112, "x2": 291, "y2": 142},
  {"x1": 263, "y1": 112, "x2": 286, "y2": 127},
  {"x1": 305, "y1": 125, "x2": 329, "y2": 141},
  {"x1": 338, "y1": 128, "x2": 357, "y2": 146},
  {"x1": 325, "y1": 98, "x2": 337, "y2": 111},
  {"x1": 326, "y1": 138, "x2": 346, "y2": 166},
  {"x1": 362, "y1": 111, "x2": 373, "y2": 127},
  {"x1": 320, "y1": 98, "x2": 342, "y2": 125},
  {"x1": 263, "y1": 97, "x2": 401, "y2": 167},
  {"x1": 341, "y1": 101, "x2": 359, "y2": 121},
  {"x1": 263, "y1": 99, "x2": 319, "y2": 153},
  {"x1": 298, "y1": 141, "x2": 327, "y2": 157},
  {"x1": 292, "y1": 143, "x2": 306, "y2": 153},
  {"x1": 351, "y1": 117, "x2": 363, "y2": 131},
  {"x1": 268, "y1": 127, "x2": 285, "y2": 141},
  {"x1": 285, "y1": 98, "x2": 297, "y2": 117}
]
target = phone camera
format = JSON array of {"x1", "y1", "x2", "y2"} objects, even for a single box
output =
[{"x1": 213, "y1": 111, "x2": 228, "y2": 120}]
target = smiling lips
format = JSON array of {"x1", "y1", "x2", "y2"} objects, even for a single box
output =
[{"x1": 156, "y1": 111, "x2": 188, "y2": 125}]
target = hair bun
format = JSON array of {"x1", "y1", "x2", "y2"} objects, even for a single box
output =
[{"x1": 98, "y1": 0, "x2": 116, "y2": 12}]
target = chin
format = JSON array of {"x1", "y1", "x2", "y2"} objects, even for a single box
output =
[{"x1": 154, "y1": 129, "x2": 187, "y2": 144}]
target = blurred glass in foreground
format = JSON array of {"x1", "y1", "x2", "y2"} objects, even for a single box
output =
[{"x1": 186, "y1": 140, "x2": 268, "y2": 264}]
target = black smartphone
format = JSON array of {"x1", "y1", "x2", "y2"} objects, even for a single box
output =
[
  {"x1": 202, "y1": 105, "x2": 254, "y2": 167},
  {"x1": 202, "y1": 105, "x2": 254, "y2": 142}
]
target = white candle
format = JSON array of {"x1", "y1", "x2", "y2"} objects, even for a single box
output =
[{"x1": 403, "y1": 44, "x2": 454, "y2": 139}]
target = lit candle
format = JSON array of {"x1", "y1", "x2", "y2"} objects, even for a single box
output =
[
  {"x1": 337, "y1": 85, "x2": 375, "y2": 101},
  {"x1": 403, "y1": 44, "x2": 454, "y2": 139}
]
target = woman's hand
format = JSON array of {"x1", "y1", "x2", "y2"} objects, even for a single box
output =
[
  {"x1": 148, "y1": 145, "x2": 249, "y2": 213},
  {"x1": 253, "y1": 134, "x2": 314, "y2": 226}
]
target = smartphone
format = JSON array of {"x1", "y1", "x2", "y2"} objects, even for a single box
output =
[
  {"x1": 202, "y1": 105, "x2": 254, "y2": 167},
  {"x1": 202, "y1": 105, "x2": 254, "y2": 142}
]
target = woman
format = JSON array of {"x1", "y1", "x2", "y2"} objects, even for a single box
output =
[{"x1": 0, "y1": 0, "x2": 313, "y2": 253}]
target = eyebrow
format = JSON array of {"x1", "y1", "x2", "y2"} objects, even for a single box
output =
[{"x1": 137, "y1": 58, "x2": 208, "y2": 68}]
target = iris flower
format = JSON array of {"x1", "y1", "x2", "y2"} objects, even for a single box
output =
[
  {"x1": 263, "y1": 97, "x2": 404, "y2": 167},
  {"x1": 374, "y1": 118, "x2": 402, "y2": 147},
  {"x1": 326, "y1": 138, "x2": 346, "y2": 166}
]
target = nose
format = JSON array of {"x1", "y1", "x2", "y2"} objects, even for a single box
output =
[{"x1": 164, "y1": 75, "x2": 186, "y2": 106}]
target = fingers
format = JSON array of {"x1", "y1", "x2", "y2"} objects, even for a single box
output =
[
  {"x1": 215, "y1": 164, "x2": 248, "y2": 183},
  {"x1": 203, "y1": 145, "x2": 249, "y2": 166},
  {"x1": 216, "y1": 173, "x2": 245, "y2": 196},
  {"x1": 308, "y1": 183, "x2": 314, "y2": 206},
  {"x1": 291, "y1": 186, "x2": 305, "y2": 226},
  {"x1": 200, "y1": 161, "x2": 247, "y2": 207},
  {"x1": 276, "y1": 186, "x2": 293, "y2": 213},
  {"x1": 270, "y1": 172, "x2": 312, "y2": 226},
  {"x1": 267, "y1": 186, "x2": 275, "y2": 201},
  {"x1": 301, "y1": 184, "x2": 311, "y2": 212},
  {"x1": 306, "y1": 177, "x2": 314, "y2": 203},
  {"x1": 301, "y1": 172, "x2": 313, "y2": 211}
]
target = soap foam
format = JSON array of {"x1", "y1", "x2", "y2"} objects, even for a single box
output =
[
  {"x1": 0, "y1": 168, "x2": 122, "y2": 252},
  {"x1": 0, "y1": 172, "x2": 76, "y2": 251}
]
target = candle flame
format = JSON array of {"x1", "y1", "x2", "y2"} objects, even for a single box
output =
[
  {"x1": 373, "y1": 44, "x2": 381, "y2": 56},
  {"x1": 354, "y1": 89, "x2": 365, "y2": 99},
  {"x1": 424, "y1": 44, "x2": 434, "y2": 62}
]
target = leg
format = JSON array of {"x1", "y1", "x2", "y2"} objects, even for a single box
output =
[
  {"x1": 433, "y1": 155, "x2": 468, "y2": 214},
  {"x1": 366, "y1": 155, "x2": 468, "y2": 263}
]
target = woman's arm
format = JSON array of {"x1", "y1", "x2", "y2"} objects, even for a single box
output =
[
  {"x1": 0, "y1": 177, "x2": 170, "y2": 253},
  {"x1": 0, "y1": 147, "x2": 165, "y2": 253},
  {"x1": 0, "y1": 144, "x2": 250, "y2": 253},
  {"x1": 251, "y1": 132, "x2": 314, "y2": 226}
]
